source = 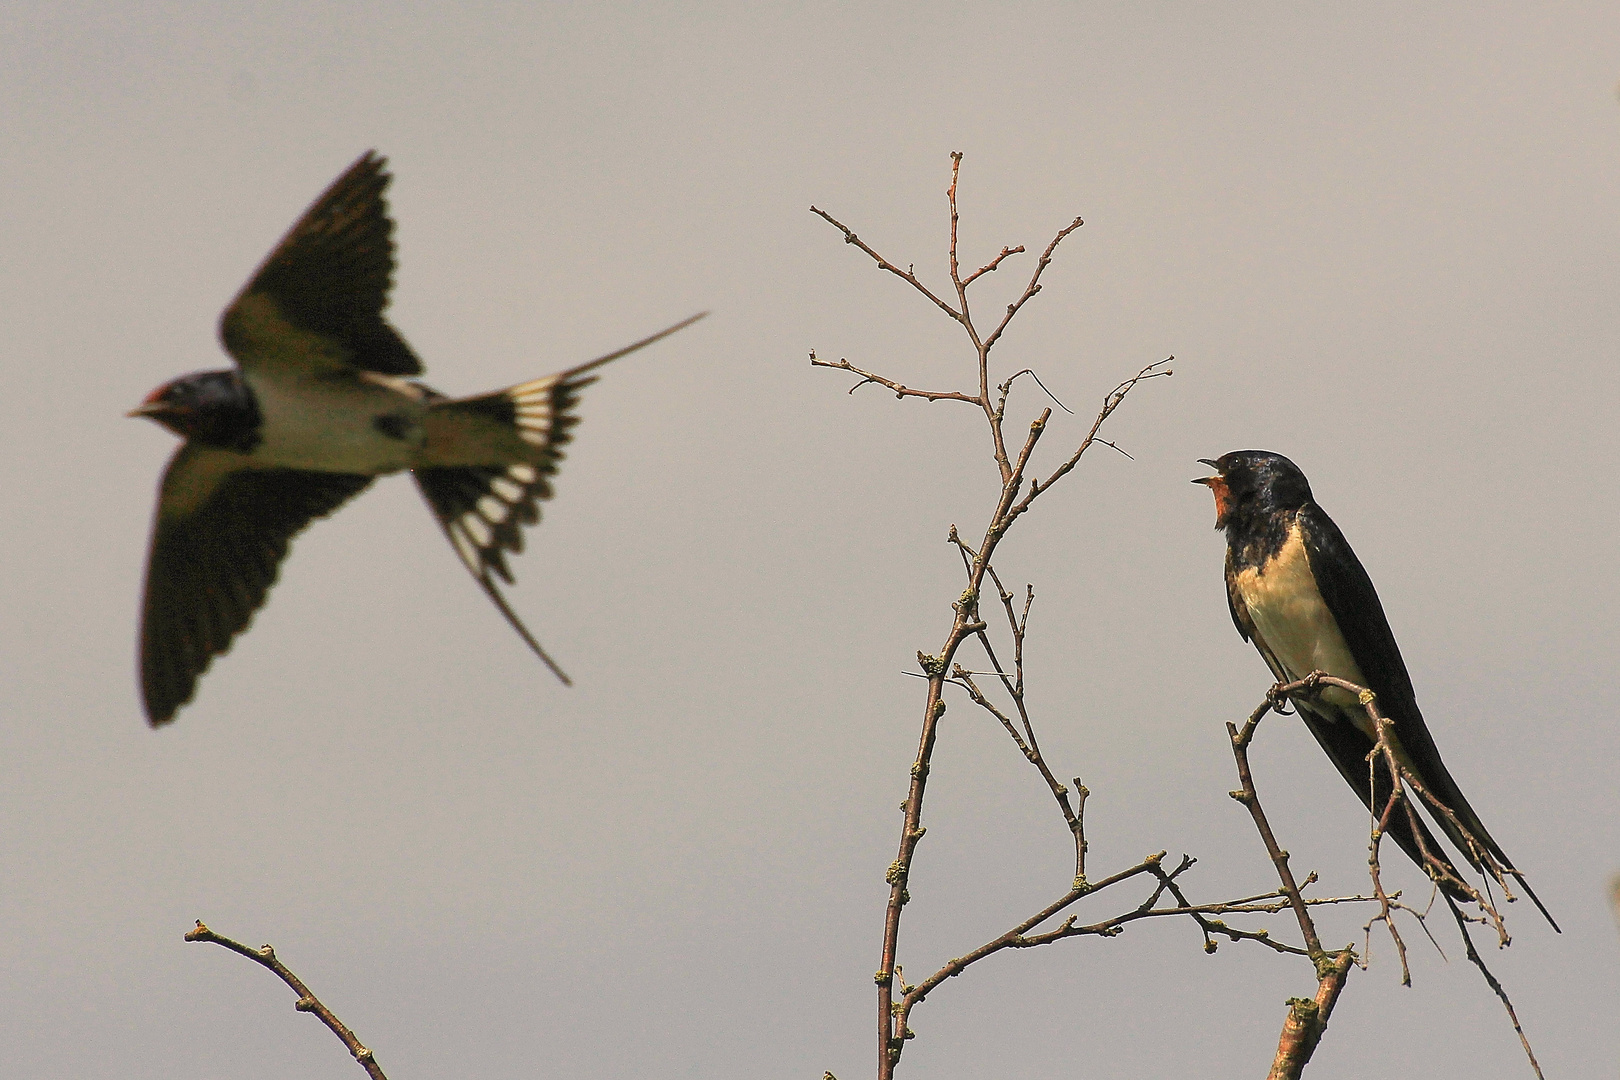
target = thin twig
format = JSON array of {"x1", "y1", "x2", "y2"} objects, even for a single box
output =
[
  {"x1": 1228, "y1": 700, "x2": 1323, "y2": 953},
  {"x1": 808, "y1": 206, "x2": 963, "y2": 324},
  {"x1": 982, "y1": 215, "x2": 1085, "y2": 352},
  {"x1": 1009, "y1": 359, "x2": 1172, "y2": 516},
  {"x1": 808, "y1": 352, "x2": 979, "y2": 404},
  {"x1": 1267, "y1": 672, "x2": 1547, "y2": 1078},
  {"x1": 1227, "y1": 694, "x2": 1358, "y2": 1080},
  {"x1": 962, "y1": 245, "x2": 1026, "y2": 287},
  {"x1": 1445, "y1": 900, "x2": 1546, "y2": 1080},
  {"x1": 893, "y1": 845, "x2": 1375, "y2": 1043},
  {"x1": 813, "y1": 154, "x2": 1174, "y2": 1080},
  {"x1": 185, "y1": 921, "x2": 387, "y2": 1080}
]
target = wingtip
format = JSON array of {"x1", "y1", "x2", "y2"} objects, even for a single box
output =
[{"x1": 142, "y1": 685, "x2": 184, "y2": 728}]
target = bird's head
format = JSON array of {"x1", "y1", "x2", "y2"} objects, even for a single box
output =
[
  {"x1": 1192, "y1": 450, "x2": 1314, "y2": 531},
  {"x1": 129, "y1": 370, "x2": 258, "y2": 447}
]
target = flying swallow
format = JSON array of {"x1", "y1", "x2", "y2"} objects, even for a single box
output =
[
  {"x1": 131, "y1": 151, "x2": 704, "y2": 726},
  {"x1": 1194, "y1": 450, "x2": 1556, "y2": 929}
]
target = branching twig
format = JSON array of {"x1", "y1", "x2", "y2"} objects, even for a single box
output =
[
  {"x1": 808, "y1": 352, "x2": 979, "y2": 404},
  {"x1": 807, "y1": 206, "x2": 964, "y2": 325},
  {"x1": 1263, "y1": 673, "x2": 1545, "y2": 1079},
  {"x1": 891, "y1": 835, "x2": 1377, "y2": 1049},
  {"x1": 185, "y1": 921, "x2": 387, "y2": 1080},
  {"x1": 962, "y1": 244, "x2": 1025, "y2": 287},
  {"x1": 1226, "y1": 700, "x2": 1355, "y2": 1079},
  {"x1": 815, "y1": 155, "x2": 1351, "y2": 1080},
  {"x1": 815, "y1": 151, "x2": 1543, "y2": 1080},
  {"x1": 1229, "y1": 699, "x2": 1325, "y2": 954}
]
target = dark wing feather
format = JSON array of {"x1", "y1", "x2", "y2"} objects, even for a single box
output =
[
  {"x1": 219, "y1": 151, "x2": 422, "y2": 377},
  {"x1": 1227, "y1": 546, "x2": 1464, "y2": 892},
  {"x1": 1293, "y1": 700, "x2": 1470, "y2": 900},
  {"x1": 1296, "y1": 503, "x2": 1472, "y2": 823},
  {"x1": 1295, "y1": 504, "x2": 1421, "y2": 720},
  {"x1": 1297, "y1": 503, "x2": 1557, "y2": 927},
  {"x1": 140, "y1": 446, "x2": 373, "y2": 725}
]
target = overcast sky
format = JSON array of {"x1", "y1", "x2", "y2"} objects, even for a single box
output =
[{"x1": 3, "y1": 3, "x2": 1617, "y2": 1078}]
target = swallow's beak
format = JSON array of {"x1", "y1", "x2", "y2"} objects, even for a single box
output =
[
  {"x1": 128, "y1": 384, "x2": 182, "y2": 420},
  {"x1": 1192, "y1": 458, "x2": 1221, "y2": 485}
]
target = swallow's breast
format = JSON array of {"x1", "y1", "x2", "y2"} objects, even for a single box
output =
[
  {"x1": 246, "y1": 369, "x2": 425, "y2": 474},
  {"x1": 1235, "y1": 521, "x2": 1371, "y2": 728}
]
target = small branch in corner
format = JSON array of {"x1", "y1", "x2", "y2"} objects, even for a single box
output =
[{"x1": 185, "y1": 921, "x2": 388, "y2": 1080}]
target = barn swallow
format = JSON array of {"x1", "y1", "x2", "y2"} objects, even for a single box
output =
[
  {"x1": 1195, "y1": 451, "x2": 1556, "y2": 929},
  {"x1": 131, "y1": 151, "x2": 704, "y2": 726}
]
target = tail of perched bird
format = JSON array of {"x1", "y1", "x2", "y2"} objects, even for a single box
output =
[{"x1": 412, "y1": 313, "x2": 706, "y2": 682}]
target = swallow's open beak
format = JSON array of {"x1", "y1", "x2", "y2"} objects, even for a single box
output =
[
  {"x1": 128, "y1": 384, "x2": 184, "y2": 420},
  {"x1": 1192, "y1": 458, "x2": 1222, "y2": 485}
]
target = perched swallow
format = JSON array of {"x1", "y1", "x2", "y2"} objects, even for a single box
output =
[
  {"x1": 1195, "y1": 451, "x2": 1556, "y2": 929},
  {"x1": 131, "y1": 151, "x2": 704, "y2": 726}
]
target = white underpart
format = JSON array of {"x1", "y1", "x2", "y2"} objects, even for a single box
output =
[
  {"x1": 241, "y1": 368, "x2": 426, "y2": 474},
  {"x1": 1235, "y1": 521, "x2": 1374, "y2": 734},
  {"x1": 229, "y1": 295, "x2": 428, "y2": 473}
]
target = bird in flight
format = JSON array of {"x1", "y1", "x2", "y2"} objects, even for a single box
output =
[
  {"x1": 1194, "y1": 450, "x2": 1556, "y2": 929},
  {"x1": 131, "y1": 151, "x2": 704, "y2": 726}
]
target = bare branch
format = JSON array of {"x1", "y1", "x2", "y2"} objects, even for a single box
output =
[
  {"x1": 808, "y1": 352, "x2": 979, "y2": 404},
  {"x1": 1445, "y1": 901, "x2": 1546, "y2": 1080},
  {"x1": 1228, "y1": 700, "x2": 1325, "y2": 954},
  {"x1": 982, "y1": 215, "x2": 1085, "y2": 352},
  {"x1": 1267, "y1": 951, "x2": 1353, "y2": 1080},
  {"x1": 185, "y1": 921, "x2": 387, "y2": 1080},
  {"x1": 1226, "y1": 692, "x2": 1365, "y2": 1080},
  {"x1": 809, "y1": 205, "x2": 964, "y2": 324},
  {"x1": 1265, "y1": 672, "x2": 1548, "y2": 1078},
  {"x1": 1006, "y1": 358, "x2": 1172, "y2": 519},
  {"x1": 896, "y1": 841, "x2": 1376, "y2": 1042},
  {"x1": 962, "y1": 245, "x2": 1026, "y2": 287},
  {"x1": 815, "y1": 155, "x2": 1178, "y2": 1080}
]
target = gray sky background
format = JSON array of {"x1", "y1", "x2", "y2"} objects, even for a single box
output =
[{"x1": 3, "y1": 3, "x2": 1617, "y2": 1077}]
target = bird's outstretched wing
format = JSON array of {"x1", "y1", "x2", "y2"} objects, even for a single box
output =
[
  {"x1": 140, "y1": 445, "x2": 373, "y2": 725},
  {"x1": 219, "y1": 151, "x2": 423, "y2": 378},
  {"x1": 1297, "y1": 503, "x2": 1557, "y2": 929}
]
